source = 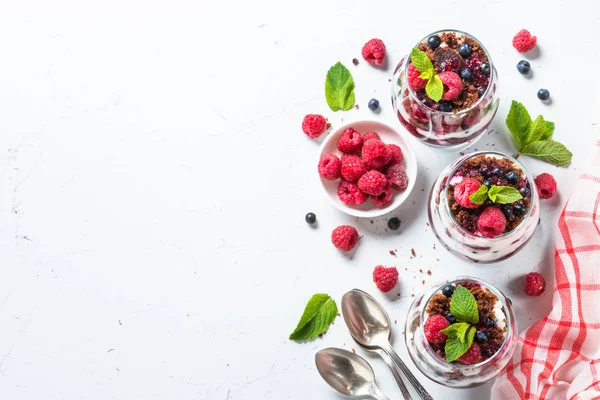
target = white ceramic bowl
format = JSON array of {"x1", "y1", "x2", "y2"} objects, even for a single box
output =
[{"x1": 318, "y1": 120, "x2": 418, "y2": 218}]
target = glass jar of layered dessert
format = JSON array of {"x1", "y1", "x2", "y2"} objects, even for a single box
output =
[
  {"x1": 405, "y1": 278, "x2": 517, "y2": 388},
  {"x1": 391, "y1": 30, "x2": 499, "y2": 149},
  {"x1": 428, "y1": 151, "x2": 540, "y2": 263}
]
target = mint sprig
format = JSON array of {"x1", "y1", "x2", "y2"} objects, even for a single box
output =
[
  {"x1": 449, "y1": 285, "x2": 479, "y2": 325},
  {"x1": 469, "y1": 184, "x2": 523, "y2": 205},
  {"x1": 289, "y1": 294, "x2": 338, "y2": 342},
  {"x1": 443, "y1": 323, "x2": 477, "y2": 362},
  {"x1": 506, "y1": 100, "x2": 572, "y2": 167},
  {"x1": 469, "y1": 185, "x2": 489, "y2": 205},
  {"x1": 411, "y1": 48, "x2": 443, "y2": 102},
  {"x1": 325, "y1": 62, "x2": 355, "y2": 111}
]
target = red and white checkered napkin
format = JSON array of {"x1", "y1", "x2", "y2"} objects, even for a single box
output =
[{"x1": 492, "y1": 141, "x2": 600, "y2": 400}]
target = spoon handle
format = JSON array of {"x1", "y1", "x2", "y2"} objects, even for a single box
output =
[
  {"x1": 370, "y1": 388, "x2": 391, "y2": 400},
  {"x1": 378, "y1": 351, "x2": 411, "y2": 400},
  {"x1": 380, "y1": 343, "x2": 433, "y2": 400}
]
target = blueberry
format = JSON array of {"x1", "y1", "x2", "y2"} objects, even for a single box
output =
[
  {"x1": 480, "y1": 62, "x2": 490, "y2": 75},
  {"x1": 368, "y1": 98, "x2": 380, "y2": 111},
  {"x1": 460, "y1": 68, "x2": 472, "y2": 79},
  {"x1": 482, "y1": 180, "x2": 492, "y2": 188},
  {"x1": 501, "y1": 205, "x2": 514, "y2": 218},
  {"x1": 513, "y1": 204, "x2": 526, "y2": 217},
  {"x1": 492, "y1": 167, "x2": 502, "y2": 176},
  {"x1": 446, "y1": 313, "x2": 457, "y2": 323},
  {"x1": 458, "y1": 43, "x2": 472, "y2": 58},
  {"x1": 427, "y1": 35, "x2": 442, "y2": 49},
  {"x1": 387, "y1": 217, "x2": 401, "y2": 231},
  {"x1": 519, "y1": 186, "x2": 531, "y2": 198},
  {"x1": 505, "y1": 171, "x2": 519, "y2": 184},
  {"x1": 477, "y1": 86, "x2": 487, "y2": 98},
  {"x1": 480, "y1": 167, "x2": 491, "y2": 177},
  {"x1": 442, "y1": 285, "x2": 455, "y2": 297},
  {"x1": 439, "y1": 101, "x2": 453, "y2": 113},
  {"x1": 305, "y1": 212, "x2": 316, "y2": 224},
  {"x1": 517, "y1": 60, "x2": 531, "y2": 75},
  {"x1": 538, "y1": 89, "x2": 550, "y2": 101},
  {"x1": 476, "y1": 331, "x2": 489, "y2": 343},
  {"x1": 486, "y1": 317, "x2": 495, "y2": 327}
]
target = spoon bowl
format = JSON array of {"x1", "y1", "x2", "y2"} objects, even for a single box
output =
[{"x1": 342, "y1": 289, "x2": 392, "y2": 348}]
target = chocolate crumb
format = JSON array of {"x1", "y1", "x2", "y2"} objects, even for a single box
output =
[
  {"x1": 370, "y1": 220, "x2": 373, "y2": 224},
  {"x1": 389, "y1": 250, "x2": 397, "y2": 256},
  {"x1": 419, "y1": 269, "x2": 423, "y2": 273},
  {"x1": 427, "y1": 270, "x2": 432, "y2": 275},
  {"x1": 411, "y1": 248, "x2": 416, "y2": 257},
  {"x1": 352, "y1": 348, "x2": 356, "y2": 353},
  {"x1": 355, "y1": 104, "x2": 359, "y2": 110},
  {"x1": 422, "y1": 280, "x2": 425, "y2": 285}
]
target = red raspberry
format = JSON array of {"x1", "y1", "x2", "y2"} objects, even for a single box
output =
[
  {"x1": 337, "y1": 128, "x2": 363, "y2": 154},
  {"x1": 439, "y1": 71, "x2": 463, "y2": 101},
  {"x1": 387, "y1": 144, "x2": 403, "y2": 164},
  {"x1": 453, "y1": 178, "x2": 482, "y2": 209},
  {"x1": 477, "y1": 207, "x2": 507, "y2": 238},
  {"x1": 457, "y1": 343, "x2": 482, "y2": 365},
  {"x1": 534, "y1": 173, "x2": 557, "y2": 199},
  {"x1": 385, "y1": 163, "x2": 408, "y2": 190},
  {"x1": 341, "y1": 154, "x2": 367, "y2": 182},
  {"x1": 302, "y1": 114, "x2": 328, "y2": 138},
  {"x1": 525, "y1": 272, "x2": 546, "y2": 296},
  {"x1": 361, "y1": 38, "x2": 386, "y2": 66},
  {"x1": 338, "y1": 181, "x2": 368, "y2": 205},
  {"x1": 423, "y1": 314, "x2": 450, "y2": 345},
  {"x1": 318, "y1": 154, "x2": 342, "y2": 180},
  {"x1": 362, "y1": 131, "x2": 381, "y2": 142},
  {"x1": 371, "y1": 186, "x2": 393, "y2": 208},
  {"x1": 358, "y1": 170, "x2": 388, "y2": 196},
  {"x1": 407, "y1": 63, "x2": 427, "y2": 90},
  {"x1": 331, "y1": 225, "x2": 359, "y2": 251},
  {"x1": 512, "y1": 29, "x2": 537, "y2": 53},
  {"x1": 362, "y1": 139, "x2": 390, "y2": 170},
  {"x1": 372, "y1": 265, "x2": 399, "y2": 292}
]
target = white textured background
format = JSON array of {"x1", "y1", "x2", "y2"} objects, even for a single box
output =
[{"x1": 0, "y1": 0, "x2": 599, "y2": 399}]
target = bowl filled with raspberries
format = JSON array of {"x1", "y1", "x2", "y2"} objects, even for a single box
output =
[
  {"x1": 405, "y1": 277, "x2": 517, "y2": 387},
  {"x1": 317, "y1": 120, "x2": 417, "y2": 218}
]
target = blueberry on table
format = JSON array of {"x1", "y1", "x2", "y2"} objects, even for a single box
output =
[
  {"x1": 513, "y1": 204, "x2": 527, "y2": 217},
  {"x1": 506, "y1": 171, "x2": 519, "y2": 184},
  {"x1": 476, "y1": 331, "x2": 489, "y2": 343},
  {"x1": 446, "y1": 313, "x2": 457, "y2": 323},
  {"x1": 458, "y1": 43, "x2": 472, "y2": 58},
  {"x1": 538, "y1": 89, "x2": 550, "y2": 100},
  {"x1": 442, "y1": 285, "x2": 455, "y2": 297},
  {"x1": 460, "y1": 68, "x2": 472, "y2": 79},
  {"x1": 427, "y1": 35, "x2": 442, "y2": 49},
  {"x1": 517, "y1": 60, "x2": 531, "y2": 75},
  {"x1": 439, "y1": 101, "x2": 453, "y2": 112},
  {"x1": 519, "y1": 186, "x2": 531, "y2": 198},
  {"x1": 305, "y1": 212, "x2": 316, "y2": 224},
  {"x1": 480, "y1": 62, "x2": 491, "y2": 75},
  {"x1": 387, "y1": 217, "x2": 401, "y2": 230},
  {"x1": 368, "y1": 98, "x2": 380, "y2": 111}
]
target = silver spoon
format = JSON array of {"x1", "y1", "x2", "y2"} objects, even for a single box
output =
[
  {"x1": 341, "y1": 289, "x2": 433, "y2": 400},
  {"x1": 315, "y1": 347, "x2": 391, "y2": 400}
]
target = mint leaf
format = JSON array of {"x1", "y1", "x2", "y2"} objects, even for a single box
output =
[
  {"x1": 419, "y1": 69, "x2": 433, "y2": 81},
  {"x1": 411, "y1": 48, "x2": 434, "y2": 73},
  {"x1": 289, "y1": 294, "x2": 338, "y2": 342},
  {"x1": 442, "y1": 322, "x2": 471, "y2": 343},
  {"x1": 444, "y1": 325, "x2": 476, "y2": 362},
  {"x1": 506, "y1": 100, "x2": 532, "y2": 150},
  {"x1": 487, "y1": 185, "x2": 523, "y2": 204},
  {"x1": 325, "y1": 62, "x2": 355, "y2": 111},
  {"x1": 426, "y1": 74, "x2": 443, "y2": 102},
  {"x1": 541, "y1": 120, "x2": 555, "y2": 140},
  {"x1": 520, "y1": 140, "x2": 573, "y2": 167},
  {"x1": 524, "y1": 115, "x2": 547, "y2": 145},
  {"x1": 449, "y1": 286, "x2": 479, "y2": 325},
  {"x1": 469, "y1": 185, "x2": 488, "y2": 205}
]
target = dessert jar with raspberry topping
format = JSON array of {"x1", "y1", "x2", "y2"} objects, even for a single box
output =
[
  {"x1": 428, "y1": 151, "x2": 540, "y2": 263},
  {"x1": 391, "y1": 30, "x2": 499, "y2": 149},
  {"x1": 405, "y1": 277, "x2": 517, "y2": 388}
]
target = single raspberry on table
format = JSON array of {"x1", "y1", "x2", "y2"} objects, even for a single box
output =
[
  {"x1": 477, "y1": 206, "x2": 507, "y2": 238},
  {"x1": 318, "y1": 154, "x2": 342, "y2": 180},
  {"x1": 385, "y1": 163, "x2": 408, "y2": 190},
  {"x1": 362, "y1": 139, "x2": 390, "y2": 170},
  {"x1": 525, "y1": 272, "x2": 546, "y2": 296},
  {"x1": 424, "y1": 314, "x2": 450, "y2": 345},
  {"x1": 534, "y1": 173, "x2": 557, "y2": 199},
  {"x1": 453, "y1": 178, "x2": 482, "y2": 209},
  {"x1": 338, "y1": 181, "x2": 368, "y2": 205},
  {"x1": 341, "y1": 154, "x2": 367, "y2": 182},
  {"x1": 302, "y1": 114, "x2": 328, "y2": 138},
  {"x1": 362, "y1": 131, "x2": 381, "y2": 142},
  {"x1": 387, "y1": 144, "x2": 403, "y2": 164},
  {"x1": 512, "y1": 29, "x2": 537, "y2": 53},
  {"x1": 337, "y1": 128, "x2": 363, "y2": 154},
  {"x1": 331, "y1": 225, "x2": 359, "y2": 251},
  {"x1": 456, "y1": 343, "x2": 482, "y2": 365},
  {"x1": 373, "y1": 265, "x2": 399, "y2": 292},
  {"x1": 439, "y1": 71, "x2": 463, "y2": 101},
  {"x1": 358, "y1": 170, "x2": 388, "y2": 196},
  {"x1": 407, "y1": 63, "x2": 427, "y2": 90},
  {"x1": 361, "y1": 38, "x2": 386, "y2": 66},
  {"x1": 372, "y1": 186, "x2": 393, "y2": 208}
]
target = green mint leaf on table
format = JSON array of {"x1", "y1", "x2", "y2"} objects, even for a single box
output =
[
  {"x1": 289, "y1": 294, "x2": 338, "y2": 342},
  {"x1": 469, "y1": 185, "x2": 489, "y2": 205},
  {"x1": 541, "y1": 121, "x2": 555, "y2": 140},
  {"x1": 449, "y1": 286, "x2": 479, "y2": 325},
  {"x1": 505, "y1": 100, "x2": 532, "y2": 149},
  {"x1": 426, "y1": 74, "x2": 443, "y2": 102},
  {"x1": 524, "y1": 115, "x2": 549, "y2": 145},
  {"x1": 487, "y1": 185, "x2": 523, "y2": 204},
  {"x1": 521, "y1": 140, "x2": 573, "y2": 167},
  {"x1": 410, "y1": 48, "x2": 434, "y2": 73},
  {"x1": 442, "y1": 322, "x2": 471, "y2": 343},
  {"x1": 325, "y1": 62, "x2": 355, "y2": 111},
  {"x1": 444, "y1": 325, "x2": 476, "y2": 362}
]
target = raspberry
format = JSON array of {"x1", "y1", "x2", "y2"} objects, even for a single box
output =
[
  {"x1": 453, "y1": 178, "x2": 482, "y2": 209},
  {"x1": 318, "y1": 154, "x2": 342, "y2": 180},
  {"x1": 439, "y1": 71, "x2": 463, "y2": 101},
  {"x1": 302, "y1": 114, "x2": 328, "y2": 138},
  {"x1": 362, "y1": 139, "x2": 390, "y2": 170},
  {"x1": 407, "y1": 63, "x2": 427, "y2": 90},
  {"x1": 362, "y1": 131, "x2": 381, "y2": 142},
  {"x1": 337, "y1": 128, "x2": 363, "y2": 154},
  {"x1": 385, "y1": 163, "x2": 408, "y2": 190},
  {"x1": 424, "y1": 314, "x2": 450, "y2": 345},
  {"x1": 338, "y1": 181, "x2": 368, "y2": 205},
  {"x1": 371, "y1": 186, "x2": 393, "y2": 208},
  {"x1": 534, "y1": 173, "x2": 557, "y2": 199},
  {"x1": 358, "y1": 170, "x2": 388, "y2": 196},
  {"x1": 456, "y1": 343, "x2": 481, "y2": 365},
  {"x1": 372, "y1": 265, "x2": 399, "y2": 292},
  {"x1": 433, "y1": 47, "x2": 463, "y2": 73},
  {"x1": 361, "y1": 38, "x2": 386, "y2": 66},
  {"x1": 331, "y1": 225, "x2": 359, "y2": 251},
  {"x1": 525, "y1": 272, "x2": 546, "y2": 296},
  {"x1": 341, "y1": 154, "x2": 367, "y2": 182},
  {"x1": 477, "y1": 207, "x2": 507, "y2": 238},
  {"x1": 512, "y1": 29, "x2": 537, "y2": 53},
  {"x1": 387, "y1": 144, "x2": 403, "y2": 164}
]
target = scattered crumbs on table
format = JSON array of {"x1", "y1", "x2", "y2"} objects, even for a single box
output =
[
  {"x1": 419, "y1": 269, "x2": 423, "y2": 273},
  {"x1": 411, "y1": 248, "x2": 416, "y2": 257},
  {"x1": 426, "y1": 222, "x2": 430, "y2": 227},
  {"x1": 436, "y1": 258, "x2": 440, "y2": 261},
  {"x1": 395, "y1": 320, "x2": 397, "y2": 324},
  {"x1": 352, "y1": 348, "x2": 356, "y2": 353},
  {"x1": 404, "y1": 267, "x2": 408, "y2": 271},
  {"x1": 460, "y1": 152, "x2": 465, "y2": 156},
  {"x1": 118, "y1": 320, "x2": 122, "y2": 326},
  {"x1": 352, "y1": 58, "x2": 359, "y2": 66},
  {"x1": 433, "y1": 244, "x2": 436, "y2": 250},
  {"x1": 388, "y1": 78, "x2": 392, "y2": 82},
  {"x1": 390, "y1": 250, "x2": 396, "y2": 256},
  {"x1": 422, "y1": 280, "x2": 425, "y2": 285},
  {"x1": 107, "y1": 349, "x2": 114, "y2": 353},
  {"x1": 370, "y1": 220, "x2": 373, "y2": 224},
  {"x1": 427, "y1": 270, "x2": 432, "y2": 276},
  {"x1": 337, "y1": 313, "x2": 341, "y2": 317},
  {"x1": 355, "y1": 104, "x2": 359, "y2": 109},
  {"x1": 411, "y1": 293, "x2": 415, "y2": 297}
]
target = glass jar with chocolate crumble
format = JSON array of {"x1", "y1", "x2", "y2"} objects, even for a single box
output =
[{"x1": 391, "y1": 29, "x2": 499, "y2": 149}]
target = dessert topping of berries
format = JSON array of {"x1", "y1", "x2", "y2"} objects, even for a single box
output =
[
  {"x1": 424, "y1": 314, "x2": 450, "y2": 345},
  {"x1": 407, "y1": 63, "x2": 427, "y2": 91},
  {"x1": 477, "y1": 206, "x2": 507, "y2": 238},
  {"x1": 453, "y1": 178, "x2": 482, "y2": 209},
  {"x1": 439, "y1": 71, "x2": 463, "y2": 101},
  {"x1": 456, "y1": 342, "x2": 481, "y2": 365}
]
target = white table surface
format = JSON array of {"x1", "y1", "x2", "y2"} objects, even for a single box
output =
[{"x1": 1, "y1": 1, "x2": 599, "y2": 399}]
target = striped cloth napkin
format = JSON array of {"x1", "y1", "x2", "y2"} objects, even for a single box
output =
[{"x1": 492, "y1": 141, "x2": 600, "y2": 400}]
